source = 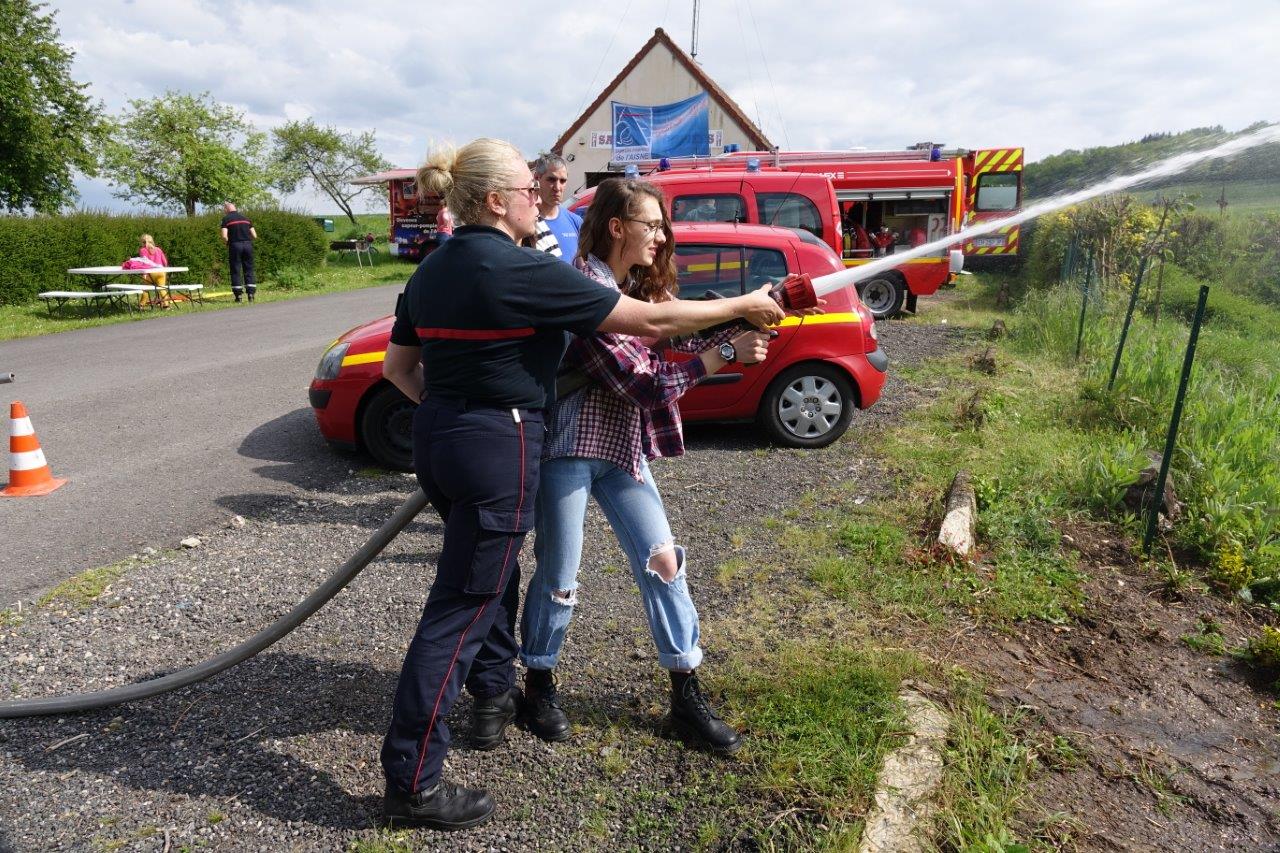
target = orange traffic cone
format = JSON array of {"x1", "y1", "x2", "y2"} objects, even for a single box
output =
[{"x1": 2, "y1": 401, "x2": 68, "y2": 497}]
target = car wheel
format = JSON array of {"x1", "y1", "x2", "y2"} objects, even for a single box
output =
[
  {"x1": 857, "y1": 276, "x2": 905, "y2": 320},
  {"x1": 360, "y1": 384, "x2": 415, "y2": 471},
  {"x1": 759, "y1": 363, "x2": 855, "y2": 448}
]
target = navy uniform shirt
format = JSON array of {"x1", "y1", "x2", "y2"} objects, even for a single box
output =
[
  {"x1": 390, "y1": 225, "x2": 621, "y2": 410},
  {"x1": 221, "y1": 212, "x2": 254, "y2": 242}
]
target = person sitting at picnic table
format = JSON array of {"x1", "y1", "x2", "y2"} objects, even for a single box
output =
[{"x1": 121, "y1": 234, "x2": 170, "y2": 307}]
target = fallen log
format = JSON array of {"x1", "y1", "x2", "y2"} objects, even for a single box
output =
[{"x1": 938, "y1": 470, "x2": 977, "y2": 556}]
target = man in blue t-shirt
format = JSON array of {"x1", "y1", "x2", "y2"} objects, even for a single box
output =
[{"x1": 533, "y1": 153, "x2": 581, "y2": 263}]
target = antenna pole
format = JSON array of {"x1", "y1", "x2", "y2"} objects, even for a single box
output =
[{"x1": 691, "y1": 0, "x2": 700, "y2": 59}]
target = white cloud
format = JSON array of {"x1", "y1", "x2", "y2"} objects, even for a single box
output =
[{"x1": 51, "y1": 0, "x2": 1278, "y2": 213}]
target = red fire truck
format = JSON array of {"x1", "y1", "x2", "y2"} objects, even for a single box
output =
[
  {"x1": 577, "y1": 144, "x2": 1023, "y2": 319},
  {"x1": 350, "y1": 168, "x2": 442, "y2": 262}
]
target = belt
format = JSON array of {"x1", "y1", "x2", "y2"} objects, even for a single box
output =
[{"x1": 426, "y1": 395, "x2": 543, "y2": 420}]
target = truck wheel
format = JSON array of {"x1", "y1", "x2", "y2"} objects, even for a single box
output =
[
  {"x1": 857, "y1": 276, "x2": 904, "y2": 320},
  {"x1": 758, "y1": 363, "x2": 855, "y2": 449},
  {"x1": 360, "y1": 384, "x2": 415, "y2": 471}
]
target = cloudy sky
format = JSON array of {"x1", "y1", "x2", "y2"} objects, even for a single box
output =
[{"x1": 52, "y1": 0, "x2": 1279, "y2": 214}]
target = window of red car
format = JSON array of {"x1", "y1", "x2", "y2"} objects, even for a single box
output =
[
  {"x1": 757, "y1": 192, "x2": 824, "y2": 240},
  {"x1": 674, "y1": 243, "x2": 789, "y2": 300},
  {"x1": 670, "y1": 194, "x2": 747, "y2": 223}
]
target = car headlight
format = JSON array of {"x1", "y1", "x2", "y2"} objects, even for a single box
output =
[{"x1": 315, "y1": 341, "x2": 350, "y2": 380}]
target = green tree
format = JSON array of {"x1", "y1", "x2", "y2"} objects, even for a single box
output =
[
  {"x1": 100, "y1": 91, "x2": 273, "y2": 216},
  {"x1": 0, "y1": 0, "x2": 106, "y2": 212},
  {"x1": 271, "y1": 120, "x2": 391, "y2": 225}
]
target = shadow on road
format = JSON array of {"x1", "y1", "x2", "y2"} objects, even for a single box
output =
[
  {"x1": 236, "y1": 408, "x2": 356, "y2": 491},
  {"x1": 681, "y1": 421, "x2": 769, "y2": 451},
  {"x1": 5, "y1": 653, "x2": 400, "y2": 830}
]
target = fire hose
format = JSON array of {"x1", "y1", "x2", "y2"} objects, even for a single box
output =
[{"x1": 0, "y1": 270, "x2": 856, "y2": 720}]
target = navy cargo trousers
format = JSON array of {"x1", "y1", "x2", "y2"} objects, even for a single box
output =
[
  {"x1": 228, "y1": 240, "x2": 256, "y2": 298},
  {"x1": 380, "y1": 397, "x2": 542, "y2": 795}
]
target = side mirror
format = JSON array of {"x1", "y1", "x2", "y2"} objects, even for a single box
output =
[{"x1": 949, "y1": 249, "x2": 965, "y2": 274}]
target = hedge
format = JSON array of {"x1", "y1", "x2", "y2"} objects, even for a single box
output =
[{"x1": 0, "y1": 209, "x2": 328, "y2": 305}]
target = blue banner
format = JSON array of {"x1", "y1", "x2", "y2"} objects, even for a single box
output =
[{"x1": 611, "y1": 93, "x2": 710, "y2": 162}]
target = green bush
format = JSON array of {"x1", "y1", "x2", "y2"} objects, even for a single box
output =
[{"x1": 0, "y1": 209, "x2": 327, "y2": 305}]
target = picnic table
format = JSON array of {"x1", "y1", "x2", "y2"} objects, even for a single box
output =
[
  {"x1": 329, "y1": 239, "x2": 375, "y2": 268},
  {"x1": 62, "y1": 266, "x2": 193, "y2": 311}
]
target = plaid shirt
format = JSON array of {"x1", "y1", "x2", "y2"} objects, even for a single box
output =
[{"x1": 543, "y1": 254, "x2": 735, "y2": 480}]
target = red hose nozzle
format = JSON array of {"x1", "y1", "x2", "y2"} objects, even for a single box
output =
[{"x1": 772, "y1": 273, "x2": 818, "y2": 310}]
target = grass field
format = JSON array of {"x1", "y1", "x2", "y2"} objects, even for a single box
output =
[
  {"x1": 317, "y1": 212, "x2": 391, "y2": 242},
  {"x1": 1132, "y1": 177, "x2": 1280, "y2": 215}
]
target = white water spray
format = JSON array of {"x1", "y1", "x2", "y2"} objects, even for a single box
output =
[{"x1": 809, "y1": 124, "x2": 1280, "y2": 298}]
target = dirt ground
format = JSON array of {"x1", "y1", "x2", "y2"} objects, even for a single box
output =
[{"x1": 959, "y1": 520, "x2": 1280, "y2": 851}]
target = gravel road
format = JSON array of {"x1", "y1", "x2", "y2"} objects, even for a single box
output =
[{"x1": 0, "y1": 318, "x2": 968, "y2": 852}]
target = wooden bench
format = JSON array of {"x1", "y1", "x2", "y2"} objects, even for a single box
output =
[{"x1": 38, "y1": 290, "x2": 140, "y2": 317}]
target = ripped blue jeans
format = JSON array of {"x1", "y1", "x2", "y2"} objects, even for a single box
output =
[{"x1": 520, "y1": 456, "x2": 703, "y2": 672}]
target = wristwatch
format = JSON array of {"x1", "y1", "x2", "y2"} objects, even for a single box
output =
[{"x1": 719, "y1": 342, "x2": 737, "y2": 364}]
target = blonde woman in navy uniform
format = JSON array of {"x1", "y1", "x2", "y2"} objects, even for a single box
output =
[{"x1": 377, "y1": 137, "x2": 784, "y2": 831}]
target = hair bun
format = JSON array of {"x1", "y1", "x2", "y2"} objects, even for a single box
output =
[{"x1": 417, "y1": 146, "x2": 458, "y2": 197}]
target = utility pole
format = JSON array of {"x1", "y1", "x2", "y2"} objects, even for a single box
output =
[{"x1": 691, "y1": 0, "x2": 700, "y2": 59}]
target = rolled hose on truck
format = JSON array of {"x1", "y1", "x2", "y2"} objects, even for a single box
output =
[
  {"x1": 0, "y1": 489, "x2": 431, "y2": 719},
  {"x1": 0, "y1": 275, "x2": 828, "y2": 719}
]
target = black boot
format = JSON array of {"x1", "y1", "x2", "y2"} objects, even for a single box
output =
[
  {"x1": 520, "y1": 668, "x2": 571, "y2": 742},
  {"x1": 247, "y1": 288, "x2": 255, "y2": 303},
  {"x1": 383, "y1": 780, "x2": 495, "y2": 830},
  {"x1": 668, "y1": 671, "x2": 742, "y2": 755},
  {"x1": 470, "y1": 686, "x2": 521, "y2": 750}
]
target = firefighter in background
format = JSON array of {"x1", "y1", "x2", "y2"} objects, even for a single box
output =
[
  {"x1": 871, "y1": 225, "x2": 897, "y2": 257},
  {"x1": 219, "y1": 202, "x2": 258, "y2": 303}
]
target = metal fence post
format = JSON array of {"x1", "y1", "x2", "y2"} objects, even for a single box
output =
[
  {"x1": 1075, "y1": 251, "x2": 1094, "y2": 360},
  {"x1": 1107, "y1": 254, "x2": 1150, "y2": 392},
  {"x1": 1075, "y1": 251, "x2": 1095, "y2": 361},
  {"x1": 1142, "y1": 285, "x2": 1209, "y2": 554},
  {"x1": 1060, "y1": 237, "x2": 1077, "y2": 285}
]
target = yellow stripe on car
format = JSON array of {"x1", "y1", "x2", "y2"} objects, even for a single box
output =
[
  {"x1": 342, "y1": 351, "x2": 387, "y2": 367},
  {"x1": 843, "y1": 258, "x2": 942, "y2": 267},
  {"x1": 775, "y1": 311, "x2": 860, "y2": 328}
]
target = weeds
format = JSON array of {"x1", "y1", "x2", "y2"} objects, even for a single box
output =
[
  {"x1": 1180, "y1": 617, "x2": 1227, "y2": 656},
  {"x1": 723, "y1": 643, "x2": 910, "y2": 820},
  {"x1": 37, "y1": 560, "x2": 130, "y2": 609},
  {"x1": 1011, "y1": 283, "x2": 1280, "y2": 573}
]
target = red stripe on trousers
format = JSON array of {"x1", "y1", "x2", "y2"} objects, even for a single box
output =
[
  {"x1": 410, "y1": 418, "x2": 527, "y2": 793},
  {"x1": 416, "y1": 327, "x2": 535, "y2": 341}
]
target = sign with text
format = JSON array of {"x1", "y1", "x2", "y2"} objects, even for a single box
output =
[
  {"x1": 610, "y1": 93, "x2": 710, "y2": 162},
  {"x1": 591, "y1": 129, "x2": 722, "y2": 149}
]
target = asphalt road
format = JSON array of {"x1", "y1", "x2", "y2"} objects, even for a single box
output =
[{"x1": 0, "y1": 284, "x2": 406, "y2": 602}]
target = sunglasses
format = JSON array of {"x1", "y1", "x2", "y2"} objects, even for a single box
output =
[{"x1": 501, "y1": 180, "x2": 541, "y2": 199}]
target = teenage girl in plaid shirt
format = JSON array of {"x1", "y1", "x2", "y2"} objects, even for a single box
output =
[{"x1": 516, "y1": 178, "x2": 774, "y2": 753}]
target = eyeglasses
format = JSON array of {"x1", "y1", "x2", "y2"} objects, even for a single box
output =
[
  {"x1": 501, "y1": 181, "x2": 541, "y2": 199},
  {"x1": 626, "y1": 218, "x2": 664, "y2": 236}
]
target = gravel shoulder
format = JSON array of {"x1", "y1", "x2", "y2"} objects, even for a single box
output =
[{"x1": 0, "y1": 318, "x2": 963, "y2": 852}]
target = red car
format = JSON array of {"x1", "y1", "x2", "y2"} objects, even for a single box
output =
[{"x1": 309, "y1": 223, "x2": 888, "y2": 470}]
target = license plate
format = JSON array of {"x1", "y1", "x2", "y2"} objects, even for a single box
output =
[{"x1": 972, "y1": 237, "x2": 1005, "y2": 248}]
